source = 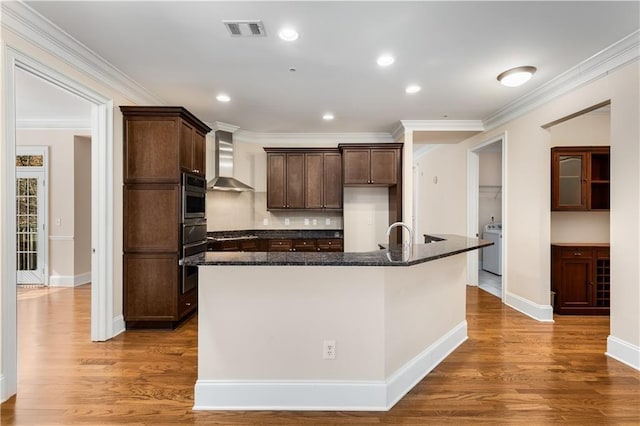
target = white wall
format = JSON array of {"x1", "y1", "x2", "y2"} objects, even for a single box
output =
[
  {"x1": 549, "y1": 109, "x2": 610, "y2": 243},
  {"x1": 343, "y1": 187, "x2": 389, "y2": 252},
  {"x1": 414, "y1": 61, "x2": 640, "y2": 364},
  {"x1": 74, "y1": 136, "x2": 91, "y2": 280}
]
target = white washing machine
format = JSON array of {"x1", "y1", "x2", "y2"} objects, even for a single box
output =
[{"x1": 482, "y1": 223, "x2": 502, "y2": 275}]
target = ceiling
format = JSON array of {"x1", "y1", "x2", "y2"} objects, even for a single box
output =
[{"x1": 18, "y1": 1, "x2": 640, "y2": 134}]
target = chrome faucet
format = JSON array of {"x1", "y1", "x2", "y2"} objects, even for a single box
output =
[{"x1": 386, "y1": 222, "x2": 414, "y2": 246}]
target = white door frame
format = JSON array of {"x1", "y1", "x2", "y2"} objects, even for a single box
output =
[
  {"x1": 2, "y1": 46, "x2": 115, "y2": 401},
  {"x1": 467, "y1": 132, "x2": 507, "y2": 301},
  {"x1": 16, "y1": 145, "x2": 48, "y2": 285}
]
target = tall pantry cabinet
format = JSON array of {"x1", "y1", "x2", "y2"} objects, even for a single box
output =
[{"x1": 121, "y1": 106, "x2": 211, "y2": 329}]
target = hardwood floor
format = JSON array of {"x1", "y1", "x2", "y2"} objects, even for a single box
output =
[{"x1": 2, "y1": 284, "x2": 639, "y2": 425}]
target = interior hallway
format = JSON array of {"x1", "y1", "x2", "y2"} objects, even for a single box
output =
[{"x1": 2, "y1": 284, "x2": 639, "y2": 424}]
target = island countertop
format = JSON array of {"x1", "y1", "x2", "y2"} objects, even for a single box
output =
[{"x1": 183, "y1": 234, "x2": 491, "y2": 267}]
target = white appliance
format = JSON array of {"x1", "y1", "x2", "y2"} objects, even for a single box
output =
[{"x1": 482, "y1": 223, "x2": 502, "y2": 275}]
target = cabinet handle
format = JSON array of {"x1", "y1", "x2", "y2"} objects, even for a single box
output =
[
  {"x1": 328, "y1": 242, "x2": 332, "y2": 245},
  {"x1": 317, "y1": 248, "x2": 320, "y2": 251},
  {"x1": 186, "y1": 302, "x2": 191, "y2": 306},
  {"x1": 371, "y1": 180, "x2": 374, "y2": 184},
  {"x1": 573, "y1": 252, "x2": 582, "y2": 256}
]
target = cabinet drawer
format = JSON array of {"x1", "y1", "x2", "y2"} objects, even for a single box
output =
[
  {"x1": 316, "y1": 238, "x2": 343, "y2": 251},
  {"x1": 560, "y1": 247, "x2": 593, "y2": 259},
  {"x1": 269, "y1": 239, "x2": 292, "y2": 251},
  {"x1": 292, "y1": 239, "x2": 317, "y2": 251}
]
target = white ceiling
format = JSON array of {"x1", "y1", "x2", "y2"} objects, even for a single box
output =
[{"x1": 19, "y1": 1, "x2": 640, "y2": 134}]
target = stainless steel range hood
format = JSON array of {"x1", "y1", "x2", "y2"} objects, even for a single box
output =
[{"x1": 207, "y1": 130, "x2": 254, "y2": 192}]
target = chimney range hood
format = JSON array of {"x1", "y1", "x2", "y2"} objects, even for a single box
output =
[{"x1": 207, "y1": 129, "x2": 254, "y2": 192}]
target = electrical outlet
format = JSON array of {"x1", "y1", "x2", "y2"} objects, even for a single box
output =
[
  {"x1": 304, "y1": 218, "x2": 309, "y2": 225},
  {"x1": 263, "y1": 218, "x2": 268, "y2": 226},
  {"x1": 55, "y1": 218, "x2": 61, "y2": 226},
  {"x1": 325, "y1": 218, "x2": 331, "y2": 225},
  {"x1": 285, "y1": 218, "x2": 290, "y2": 226},
  {"x1": 323, "y1": 340, "x2": 336, "y2": 360},
  {"x1": 312, "y1": 219, "x2": 318, "y2": 226}
]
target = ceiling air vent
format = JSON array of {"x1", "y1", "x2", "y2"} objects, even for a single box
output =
[{"x1": 223, "y1": 20, "x2": 266, "y2": 37}]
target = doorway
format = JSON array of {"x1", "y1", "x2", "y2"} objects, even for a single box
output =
[
  {"x1": 2, "y1": 46, "x2": 115, "y2": 401},
  {"x1": 16, "y1": 147, "x2": 48, "y2": 285},
  {"x1": 467, "y1": 134, "x2": 506, "y2": 301}
]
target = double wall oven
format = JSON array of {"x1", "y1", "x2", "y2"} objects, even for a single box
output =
[{"x1": 181, "y1": 173, "x2": 207, "y2": 294}]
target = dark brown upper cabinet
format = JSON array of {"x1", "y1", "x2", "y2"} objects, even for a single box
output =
[
  {"x1": 122, "y1": 106, "x2": 211, "y2": 183},
  {"x1": 305, "y1": 151, "x2": 343, "y2": 210},
  {"x1": 265, "y1": 148, "x2": 342, "y2": 211},
  {"x1": 340, "y1": 144, "x2": 402, "y2": 186},
  {"x1": 551, "y1": 146, "x2": 610, "y2": 211},
  {"x1": 180, "y1": 120, "x2": 207, "y2": 176}
]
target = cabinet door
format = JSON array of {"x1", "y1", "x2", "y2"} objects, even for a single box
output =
[
  {"x1": 124, "y1": 118, "x2": 180, "y2": 183},
  {"x1": 124, "y1": 184, "x2": 180, "y2": 252},
  {"x1": 180, "y1": 120, "x2": 195, "y2": 173},
  {"x1": 286, "y1": 153, "x2": 305, "y2": 208},
  {"x1": 192, "y1": 130, "x2": 206, "y2": 176},
  {"x1": 323, "y1": 152, "x2": 343, "y2": 209},
  {"x1": 124, "y1": 253, "x2": 179, "y2": 321},
  {"x1": 370, "y1": 149, "x2": 397, "y2": 185},
  {"x1": 343, "y1": 149, "x2": 370, "y2": 185},
  {"x1": 552, "y1": 151, "x2": 588, "y2": 210},
  {"x1": 267, "y1": 153, "x2": 286, "y2": 209},
  {"x1": 305, "y1": 153, "x2": 324, "y2": 209},
  {"x1": 558, "y1": 258, "x2": 593, "y2": 312}
]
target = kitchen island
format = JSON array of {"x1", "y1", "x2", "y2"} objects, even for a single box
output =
[{"x1": 184, "y1": 235, "x2": 491, "y2": 411}]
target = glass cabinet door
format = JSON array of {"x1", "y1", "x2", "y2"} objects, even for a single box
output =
[{"x1": 552, "y1": 151, "x2": 587, "y2": 210}]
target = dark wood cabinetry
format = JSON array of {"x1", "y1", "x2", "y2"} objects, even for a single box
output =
[
  {"x1": 210, "y1": 237, "x2": 344, "y2": 252},
  {"x1": 121, "y1": 106, "x2": 211, "y2": 329},
  {"x1": 265, "y1": 148, "x2": 342, "y2": 210},
  {"x1": 551, "y1": 244, "x2": 610, "y2": 315},
  {"x1": 341, "y1": 146, "x2": 399, "y2": 186},
  {"x1": 179, "y1": 120, "x2": 206, "y2": 176},
  {"x1": 551, "y1": 146, "x2": 610, "y2": 211}
]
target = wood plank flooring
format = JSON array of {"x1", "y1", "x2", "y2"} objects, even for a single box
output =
[{"x1": 2, "y1": 284, "x2": 639, "y2": 425}]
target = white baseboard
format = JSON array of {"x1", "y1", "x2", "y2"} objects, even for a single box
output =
[
  {"x1": 112, "y1": 315, "x2": 126, "y2": 337},
  {"x1": 606, "y1": 335, "x2": 640, "y2": 371},
  {"x1": 194, "y1": 321, "x2": 468, "y2": 411},
  {"x1": 386, "y1": 320, "x2": 467, "y2": 408},
  {"x1": 505, "y1": 291, "x2": 554, "y2": 322},
  {"x1": 49, "y1": 271, "x2": 91, "y2": 287}
]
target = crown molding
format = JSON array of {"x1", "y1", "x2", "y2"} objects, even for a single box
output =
[
  {"x1": 400, "y1": 120, "x2": 485, "y2": 132},
  {"x1": 233, "y1": 130, "x2": 394, "y2": 145},
  {"x1": 16, "y1": 118, "x2": 91, "y2": 129},
  {"x1": 1, "y1": 1, "x2": 164, "y2": 106},
  {"x1": 210, "y1": 121, "x2": 240, "y2": 134},
  {"x1": 484, "y1": 30, "x2": 640, "y2": 131}
]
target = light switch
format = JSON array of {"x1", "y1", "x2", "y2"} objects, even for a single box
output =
[
  {"x1": 263, "y1": 218, "x2": 268, "y2": 226},
  {"x1": 325, "y1": 218, "x2": 331, "y2": 225},
  {"x1": 312, "y1": 219, "x2": 318, "y2": 226},
  {"x1": 304, "y1": 218, "x2": 309, "y2": 225},
  {"x1": 285, "y1": 218, "x2": 290, "y2": 226}
]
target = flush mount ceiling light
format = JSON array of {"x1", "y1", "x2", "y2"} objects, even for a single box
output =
[
  {"x1": 322, "y1": 113, "x2": 335, "y2": 121},
  {"x1": 376, "y1": 54, "x2": 395, "y2": 67},
  {"x1": 405, "y1": 85, "x2": 421, "y2": 94},
  {"x1": 278, "y1": 27, "x2": 299, "y2": 41},
  {"x1": 216, "y1": 94, "x2": 231, "y2": 102},
  {"x1": 497, "y1": 66, "x2": 537, "y2": 87}
]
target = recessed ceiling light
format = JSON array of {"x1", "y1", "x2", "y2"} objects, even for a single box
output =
[
  {"x1": 278, "y1": 27, "x2": 299, "y2": 41},
  {"x1": 497, "y1": 66, "x2": 537, "y2": 87},
  {"x1": 376, "y1": 55, "x2": 395, "y2": 67},
  {"x1": 216, "y1": 94, "x2": 231, "y2": 102},
  {"x1": 322, "y1": 113, "x2": 334, "y2": 121},
  {"x1": 405, "y1": 85, "x2": 421, "y2": 94}
]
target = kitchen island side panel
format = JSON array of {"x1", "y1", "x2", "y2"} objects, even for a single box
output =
[{"x1": 198, "y1": 266, "x2": 386, "y2": 381}]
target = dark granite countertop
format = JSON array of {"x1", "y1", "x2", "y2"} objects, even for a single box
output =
[
  {"x1": 184, "y1": 234, "x2": 492, "y2": 267},
  {"x1": 207, "y1": 229, "x2": 343, "y2": 242}
]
